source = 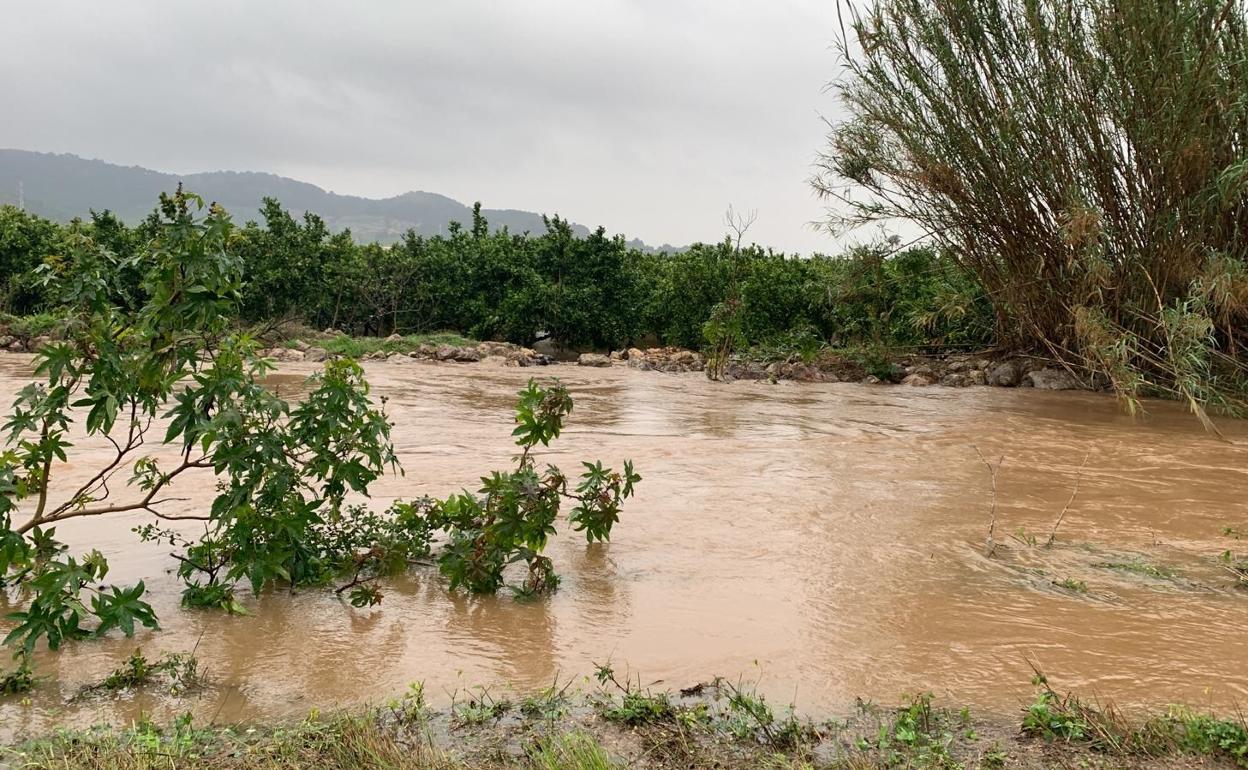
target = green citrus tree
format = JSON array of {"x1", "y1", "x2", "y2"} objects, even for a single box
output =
[
  {"x1": 0, "y1": 190, "x2": 641, "y2": 692},
  {"x1": 0, "y1": 188, "x2": 396, "y2": 677}
]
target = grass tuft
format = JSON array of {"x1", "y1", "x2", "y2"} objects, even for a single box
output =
[
  {"x1": 527, "y1": 732, "x2": 622, "y2": 770},
  {"x1": 1093, "y1": 558, "x2": 1180, "y2": 580}
]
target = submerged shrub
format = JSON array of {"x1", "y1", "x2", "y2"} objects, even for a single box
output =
[
  {"x1": 0, "y1": 189, "x2": 398, "y2": 673},
  {"x1": 428, "y1": 379, "x2": 640, "y2": 596},
  {"x1": 0, "y1": 192, "x2": 641, "y2": 689},
  {"x1": 87, "y1": 648, "x2": 201, "y2": 695}
]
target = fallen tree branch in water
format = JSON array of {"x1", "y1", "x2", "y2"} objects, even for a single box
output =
[
  {"x1": 1046, "y1": 452, "x2": 1091, "y2": 548},
  {"x1": 972, "y1": 445, "x2": 1003, "y2": 558}
]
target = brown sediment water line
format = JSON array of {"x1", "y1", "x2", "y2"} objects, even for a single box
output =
[{"x1": 1, "y1": 354, "x2": 1246, "y2": 739}]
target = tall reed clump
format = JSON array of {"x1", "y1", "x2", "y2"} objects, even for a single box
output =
[{"x1": 815, "y1": 0, "x2": 1248, "y2": 425}]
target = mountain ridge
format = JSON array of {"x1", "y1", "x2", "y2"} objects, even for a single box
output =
[{"x1": 0, "y1": 149, "x2": 677, "y2": 249}]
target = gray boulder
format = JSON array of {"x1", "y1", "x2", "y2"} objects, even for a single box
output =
[
  {"x1": 728, "y1": 362, "x2": 767, "y2": 380},
  {"x1": 1023, "y1": 367, "x2": 1080, "y2": 390},
  {"x1": 506, "y1": 348, "x2": 553, "y2": 367},
  {"x1": 790, "y1": 364, "x2": 827, "y2": 382},
  {"x1": 987, "y1": 361, "x2": 1024, "y2": 387},
  {"x1": 477, "y1": 341, "x2": 517, "y2": 358},
  {"x1": 578, "y1": 353, "x2": 613, "y2": 367}
]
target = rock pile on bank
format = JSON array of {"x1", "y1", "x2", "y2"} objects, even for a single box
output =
[
  {"x1": 0, "y1": 335, "x2": 51, "y2": 353},
  {"x1": 617, "y1": 347, "x2": 706, "y2": 373},
  {"x1": 264, "y1": 340, "x2": 330, "y2": 363},
  {"x1": 724, "y1": 360, "x2": 833, "y2": 382},
  {"x1": 895, "y1": 355, "x2": 1086, "y2": 390},
  {"x1": 0, "y1": 316, "x2": 1096, "y2": 392},
  {"x1": 260, "y1": 341, "x2": 555, "y2": 368},
  {"x1": 249, "y1": 339, "x2": 1095, "y2": 391}
]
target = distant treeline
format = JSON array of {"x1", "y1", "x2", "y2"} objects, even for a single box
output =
[{"x1": 0, "y1": 197, "x2": 991, "y2": 352}]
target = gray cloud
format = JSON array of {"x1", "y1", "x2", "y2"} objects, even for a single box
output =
[{"x1": 3, "y1": 1, "x2": 847, "y2": 252}]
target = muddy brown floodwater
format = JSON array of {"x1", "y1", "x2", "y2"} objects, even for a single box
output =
[{"x1": 1, "y1": 353, "x2": 1247, "y2": 739}]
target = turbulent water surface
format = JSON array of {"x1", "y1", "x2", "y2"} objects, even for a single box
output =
[{"x1": 1, "y1": 354, "x2": 1246, "y2": 738}]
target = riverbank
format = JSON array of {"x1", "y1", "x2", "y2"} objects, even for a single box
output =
[
  {"x1": 4, "y1": 677, "x2": 1246, "y2": 769},
  {"x1": 255, "y1": 328, "x2": 1099, "y2": 393},
  {"x1": 0, "y1": 318, "x2": 1114, "y2": 394}
]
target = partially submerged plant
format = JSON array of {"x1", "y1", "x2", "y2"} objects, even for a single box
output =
[
  {"x1": 85, "y1": 648, "x2": 202, "y2": 695},
  {"x1": 0, "y1": 190, "x2": 398, "y2": 667},
  {"x1": 450, "y1": 686, "x2": 512, "y2": 727},
  {"x1": 720, "y1": 680, "x2": 810, "y2": 751},
  {"x1": 427, "y1": 379, "x2": 639, "y2": 597},
  {"x1": 385, "y1": 682, "x2": 429, "y2": 726},
  {"x1": 0, "y1": 190, "x2": 641, "y2": 688},
  {"x1": 518, "y1": 678, "x2": 574, "y2": 722},
  {"x1": 853, "y1": 692, "x2": 964, "y2": 769},
  {"x1": 0, "y1": 653, "x2": 33, "y2": 695},
  {"x1": 1055, "y1": 578, "x2": 1089, "y2": 594},
  {"x1": 135, "y1": 382, "x2": 637, "y2": 614},
  {"x1": 1219, "y1": 550, "x2": 1248, "y2": 587},
  {"x1": 1093, "y1": 559, "x2": 1180, "y2": 581},
  {"x1": 594, "y1": 661, "x2": 676, "y2": 726},
  {"x1": 304, "y1": 378, "x2": 640, "y2": 601},
  {"x1": 1022, "y1": 670, "x2": 1248, "y2": 766},
  {"x1": 703, "y1": 297, "x2": 746, "y2": 381},
  {"x1": 1022, "y1": 672, "x2": 1127, "y2": 751}
]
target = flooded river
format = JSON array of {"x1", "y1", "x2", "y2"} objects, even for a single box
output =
[{"x1": 1, "y1": 354, "x2": 1246, "y2": 738}]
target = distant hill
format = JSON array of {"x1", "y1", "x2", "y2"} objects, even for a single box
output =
[{"x1": 0, "y1": 149, "x2": 678, "y2": 250}]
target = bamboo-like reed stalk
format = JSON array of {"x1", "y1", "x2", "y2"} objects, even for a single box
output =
[{"x1": 816, "y1": 0, "x2": 1248, "y2": 421}]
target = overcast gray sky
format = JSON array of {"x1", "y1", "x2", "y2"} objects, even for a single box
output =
[{"x1": 2, "y1": 1, "x2": 850, "y2": 253}]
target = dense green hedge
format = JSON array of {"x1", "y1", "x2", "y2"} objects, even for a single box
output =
[{"x1": 0, "y1": 197, "x2": 992, "y2": 353}]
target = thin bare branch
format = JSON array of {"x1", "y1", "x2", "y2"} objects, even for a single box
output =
[
  {"x1": 972, "y1": 445, "x2": 1003, "y2": 558},
  {"x1": 1045, "y1": 452, "x2": 1091, "y2": 548}
]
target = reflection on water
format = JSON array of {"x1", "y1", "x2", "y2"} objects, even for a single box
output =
[{"x1": 1, "y1": 353, "x2": 1247, "y2": 738}]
